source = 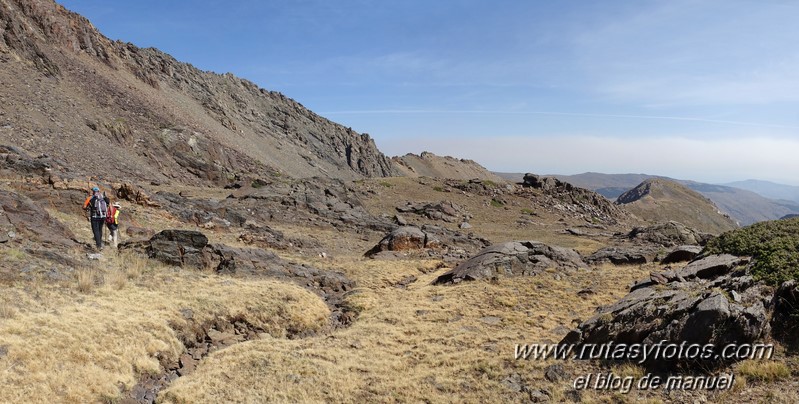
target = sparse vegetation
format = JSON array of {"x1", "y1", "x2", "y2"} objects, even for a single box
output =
[
  {"x1": 2, "y1": 248, "x2": 26, "y2": 261},
  {"x1": 76, "y1": 268, "x2": 97, "y2": 293},
  {"x1": 704, "y1": 217, "x2": 799, "y2": 285},
  {"x1": 737, "y1": 360, "x2": 791, "y2": 383}
]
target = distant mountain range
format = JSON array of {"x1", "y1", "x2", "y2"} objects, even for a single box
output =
[
  {"x1": 722, "y1": 179, "x2": 799, "y2": 204},
  {"x1": 494, "y1": 172, "x2": 799, "y2": 226}
]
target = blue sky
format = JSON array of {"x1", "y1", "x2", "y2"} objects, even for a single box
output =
[{"x1": 57, "y1": 0, "x2": 799, "y2": 185}]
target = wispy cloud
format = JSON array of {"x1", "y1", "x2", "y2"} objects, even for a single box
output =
[
  {"x1": 323, "y1": 109, "x2": 799, "y2": 130},
  {"x1": 573, "y1": 0, "x2": 799, "y2": 105}
]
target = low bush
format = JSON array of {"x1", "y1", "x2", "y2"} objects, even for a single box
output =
[{"x1": 704, "y1": 218, "x2": 799, "y2": 285}]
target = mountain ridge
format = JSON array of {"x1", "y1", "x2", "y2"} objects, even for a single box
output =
[
  {"x1": 513, "y1": 172, "x2": 799, "y2": 225},
  {"x1": 615, "y1": 178, "x2": 738, "y2": 234},
  {"x1": 1, "y1": 0, "x2": 399, "y2": 185}
]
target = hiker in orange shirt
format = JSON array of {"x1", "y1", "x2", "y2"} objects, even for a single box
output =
[{"x1": 83, "y1": 187, "x2": 110, "y2": 250}]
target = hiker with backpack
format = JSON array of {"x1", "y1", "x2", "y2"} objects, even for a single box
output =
[
  {"x1": 83, "y1": 186, "x2": 110, "y2": 250},
  {"x1": 106, "y1": 202, "x2": 121, "y2": 249}
]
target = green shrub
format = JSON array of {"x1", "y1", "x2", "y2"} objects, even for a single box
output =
[
  {"x1": 704, "y1": 218, "x2": 799, "y2": 285},
  {"x1": 490, "y1": 199, "x2": 504, "y2": 208}
]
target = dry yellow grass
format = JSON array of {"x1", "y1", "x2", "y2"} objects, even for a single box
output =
[
  {"x1": 0, "y1": 259, "x2": 330, "y2": 403},
  {"x1": 736, "y1": 359, "x2": 792, "y2": 383},
  {"x1": 160, "y1": 259, "x2": 644, "y2": 403},
  {"x1": 4, "y1": 181, "x2": 795, "y2": 403}
]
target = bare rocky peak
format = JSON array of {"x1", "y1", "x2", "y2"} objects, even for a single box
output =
[{"x1": 0, "y1": 0, "x2": 399, "y2": 184}]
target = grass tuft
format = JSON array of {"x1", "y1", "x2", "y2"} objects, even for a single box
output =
[
  {"x1": 737, "y1": 360, "x2": 791, "y2": 383},
  {"x1": 76, "y1": 268, "x2": 97, "y2": 294}
]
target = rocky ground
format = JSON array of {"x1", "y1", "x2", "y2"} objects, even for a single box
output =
[{"x1": 1, "y1": 152, "x2": 798, "y2": 402}]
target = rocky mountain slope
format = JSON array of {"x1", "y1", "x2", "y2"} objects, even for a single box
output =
[
  {"x1": 0, "y1": 0, "x2": 398, "y2": 185},
  {"x1": 392, "y1": 152, "x2": 505, "y2": 182},
  {"x1": 616, "y1": 178, "x2": 738, "y2": 234}
]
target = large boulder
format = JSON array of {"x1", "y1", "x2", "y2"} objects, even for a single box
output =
[
  {"x1": 365, "y1": 225, "x2": 491, "y2": 259},
  {"x1": 561, "y1": 254, "x2": 772, "y2": 369},
  {"x1": 585, "y1": 246, "x2": 659, "y2": 265},
  {"x1": 375, "y1": 226, "x2": 428, "y2": 252},
  {"x1": 433, "y1": 241, "x2": 587, "y2": 284},
  {"x1": 661, "y1": 245, "x2": 703, "y2": 264},
  {"x1": 627, "y1": 221, "x2": 712, "y2": 247},
  {"x1": 147, "y1": 230, "x2": 210, "y2": 268}
]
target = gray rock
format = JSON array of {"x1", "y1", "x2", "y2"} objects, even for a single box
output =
[
  {"x1": 526, "y1": 388, "x2": 551, "y2": 403},
  {"x1": 585, "y1": 246, "x2": 658, "y2": 265},
  {"x1": 396, "y1": 200, "x2": 468, "y2": 223},
  {"x1": 544, "y1": 364, "x2": 568, "y2": 382},
  {"x1": 480, "y1": 316, "x2": 502, "y2": 325},
  {"x1": 147, "y1": 229, "x2": 209, "y2": 268},
  {"x1": 676, "y1": 254, "x2": 745, "y2": 280},
  {"x1": 365, "y1": 225, "x2": 490, "y2": 259},
  {"x1": 661, "y1": 245, "x2": 703, "y2": 264},
  {"x1": 627, "y1": 221, "x2": 712, "y2": 247},
  {"x1": 562, "y1": 254, "x2": 770, "y2": 369},
  {"x1": 433, "y1": 241, "x2": 587, "y2": 284},
  {"x1": 0, "y1": 189, "x2": 77, "y2": 248}
]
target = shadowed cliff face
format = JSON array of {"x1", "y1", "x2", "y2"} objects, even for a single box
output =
[{"x1": 0, "y1": 0, "x2": 399, "y2": 185}]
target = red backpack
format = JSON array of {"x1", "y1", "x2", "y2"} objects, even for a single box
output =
[{"x1": 105, "y1": 206, "x2": 117, "y2": 224}]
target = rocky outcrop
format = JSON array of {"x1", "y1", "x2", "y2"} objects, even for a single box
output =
[
  {"x1": 365, "y1": 225, "x2": 490, "y2": 260},
  {"x1": 521, "y1": 174, "x2": 630, "y2": 225},
  {"x1": 585, "y1": 223, "x2": 708, "y2": 265},
  {"x1": 561, "y1": 254, "x2": 780, "y2": 369},
  {"x1": 522, "y1": 174, "x2": 570, "y2": 191},
  {"x1": 585, "y1": 246, "x2": 659, "y2": 265},
  {"x1": 433, "y1": 241, "x2": 587, "y2": 284},
  {"x1": 0, "y1": 189, "x2": 77, "y2": 248},
  {"x1": 661, "y1": 245, "x2": 703, "y2": 264},
  {"x1": 148, "y1": 230, "x2": 210, "y2": 268},
  {"x1": 626, "y1": 221, "x2": 711, "y2": 247},
  {"x1": 396, "y1": 201, "x2": 470, "y2": 223}
]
